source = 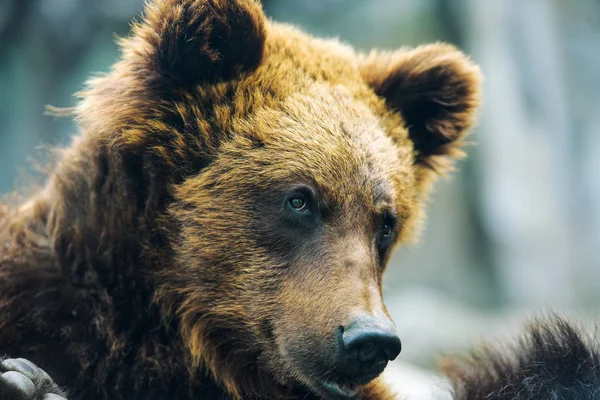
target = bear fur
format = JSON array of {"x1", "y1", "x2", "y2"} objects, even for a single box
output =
[
  {"x1": 444, "y1": 316, "x2": 600, "y2": 400},
  {"x1": 0, "y1": 0, "x2": 481, "y2": 399}
]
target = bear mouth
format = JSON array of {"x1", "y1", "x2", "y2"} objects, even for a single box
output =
[{"x1": 320, "y1": 381, "x2": 361, "y2": 399}]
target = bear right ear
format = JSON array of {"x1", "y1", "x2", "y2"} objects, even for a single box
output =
[
  {"x1": 359, "y1": 43, "x2": 482, "y2": 175},
  {"x1": 126, "y1": 0, "x2": 267, "y2": 87}
]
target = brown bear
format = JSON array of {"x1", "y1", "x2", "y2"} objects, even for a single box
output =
[{"x1": 0, "y1": 0, "x2": 481, "y2": 399}]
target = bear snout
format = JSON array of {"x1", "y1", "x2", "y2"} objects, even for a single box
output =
[
  {"x1": 299, "y1": 316, "x2": 401, "y2": 399},
  {"x1": 337, "y1": 317, "x2": 401, "y2": 381}
]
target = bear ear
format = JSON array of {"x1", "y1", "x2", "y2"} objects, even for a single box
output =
[
  {"x1": 360, "y1": 43, "x2": 482, "y2": 173},
  {"x1": 129, "y1": 0, "x2": 267, "y2": 86}
]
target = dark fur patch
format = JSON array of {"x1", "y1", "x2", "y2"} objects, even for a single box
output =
[{"x1": 444, "y1": 316, "x2": 600, "y2": 400}]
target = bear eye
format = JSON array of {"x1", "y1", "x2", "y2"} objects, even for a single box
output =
[
  {"x1": 381, "y1": 222, "x2": 393, "y2": 238},
  {"x1": 380, "y1": 214, "x2": 395, "y2": 239},
  {"x1": 289, "y1": 196, "x2": 309, "y2": 213}
]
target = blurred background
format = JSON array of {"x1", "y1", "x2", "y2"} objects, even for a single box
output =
[{"x1": 1, "y1": 0, "x2": 599, "y2": 398}]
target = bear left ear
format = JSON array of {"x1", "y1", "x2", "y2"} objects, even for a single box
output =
[
  {"x1": 128, "y1": 0, "x2": 267, "y2": 87},
  {"x1": 360, "y1": 43, "x2": 482, "y2": 173}
]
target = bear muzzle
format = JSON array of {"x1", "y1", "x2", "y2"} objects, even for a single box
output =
[{"x1": 316, "y1": 316, "x2": 401, "y2": 399}]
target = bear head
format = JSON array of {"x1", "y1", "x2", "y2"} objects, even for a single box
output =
[{"x1": 68, "y1": 0, "x2": 482, "y2": 398}]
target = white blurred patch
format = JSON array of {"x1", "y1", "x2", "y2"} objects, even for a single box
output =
[{"x1": 382, "y1": 360, "x2": 452, "y2": 400}]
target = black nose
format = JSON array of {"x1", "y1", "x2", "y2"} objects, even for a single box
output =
[{"x1": 338, "y1": 318, "x2": 401, "y2": 378}]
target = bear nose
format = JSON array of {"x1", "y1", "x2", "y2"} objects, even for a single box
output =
[{"x1": 339, "y1": 318, "x2": 401, "y2": 378}]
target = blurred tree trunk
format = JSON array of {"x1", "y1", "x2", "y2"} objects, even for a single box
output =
[{"x1": 468, "y1": 0, "x2": 578, "y2": 308}]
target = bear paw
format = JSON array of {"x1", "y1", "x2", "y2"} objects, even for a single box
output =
[{"x1": 0, "y1": 358, "x2": 67, "y2": 400}]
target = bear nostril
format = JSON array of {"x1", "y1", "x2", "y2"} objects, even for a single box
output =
[
  {"x1": 358, "y1": 341, "x2": 376, "y2": 363},
  {"x1": 383, "y1": 339, "x2": 401, "y2": 361},
  {"x1": 379, "y1": 334, "x2": 402, "y2": 361}
]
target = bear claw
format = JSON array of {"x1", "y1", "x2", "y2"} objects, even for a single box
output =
[
  {"x1": 2, "y1": 371, "x2": 37, "y2": 397},
  {"x1": 0, "y1": 358, "x2": 67, "y2": 400},
  {"x1": 43, "y1": 395, "x2": 66, "y2": 400}
]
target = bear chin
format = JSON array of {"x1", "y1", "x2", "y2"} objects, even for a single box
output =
[{"x1": 320, "y1": 382, "x2": 361, "y2": 399}]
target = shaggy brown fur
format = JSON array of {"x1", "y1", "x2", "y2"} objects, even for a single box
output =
[
  {"x1": 443, "y1": 317, "x2": 600, "y2": 400},
  {"x1": 0, "y1": 0, "x2": 481, "y2": 399}
]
